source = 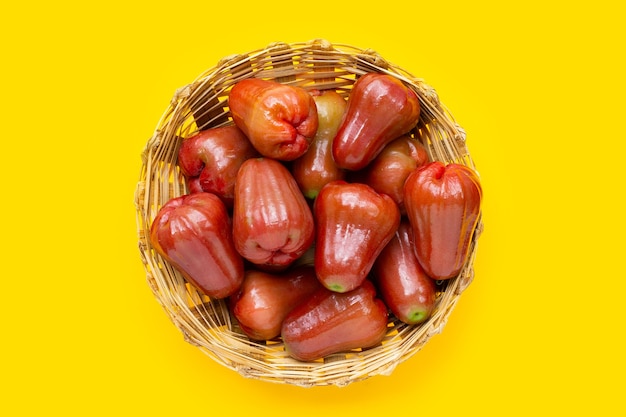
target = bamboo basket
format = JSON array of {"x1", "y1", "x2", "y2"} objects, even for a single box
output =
[{"x1": 134, "y1": 39, "x2": 483, "y2": 387}]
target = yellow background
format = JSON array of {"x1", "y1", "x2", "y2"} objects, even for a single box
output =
[{"x1": 1, "y1": 1, "x2": 624, "y2": 415}]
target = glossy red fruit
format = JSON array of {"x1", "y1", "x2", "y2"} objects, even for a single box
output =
[
  {"x1": 372, "y1": 220, "x2": 436, "y2": 324},
  {"x1": 229, "y1": 266, "x2": 322, "y2": 341},
  {"x1": 177, "y1": 125, "x2": 259, "y2": 207},
  {"x1": 149, "y1": 192, "x2": 244, "y2": 299},
  {"x1": 281, "y1": 280, "x2": 388, "y2": 362},
  {"x1": 332, "y1": 73, "x2": 421, "y2": 171},
  {"x1": 291, "y1": 90, "x2": 347, "y2": 199},
  {"x1": 314, "y1": 181, "x2": 400, "y2": 293},
  {"x1": 359, "y1": 135, "x2": 429, "y2": 214},
  {"x1": 229, "y1": 78, "x2": 318, "y2": 161},
  {"x1": 404, "y1": 161, "x2": 482, "y2": 279},
  {"x1": 233, "y1": 157, "x2": 315, "y2": 269}
]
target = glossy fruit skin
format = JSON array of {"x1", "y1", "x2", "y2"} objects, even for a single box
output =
[
  {"x1": 177, "y1": 125, "x2": 259, "y2": 207},
  {"x1": 149, "y1": 192, "x2": 244, "y2": 299},
  {"x1": 403, "y1": 161, "x2": 482, "y2": 279},
  {"x1": 229, "y1": 266, "x2": 322, "y2": 341},
  {"x1": 229, "y1": 78, "x2": 318, "y2": 161},
  {"x1": 372, "y1": 220, "x2": 436, "y2": 324},
  {"x1": 359, "y1": 135, "x2": 429, "y2": 214},
  {"x1": 314, "y1": 181, "x2": 400, "y2": 293},
  {"x1": 291, "y1": 90, "x2": 347, "y2": 199},
  {"x1": 332, "y1": 73, "x2": 421, "y2": 171},
  {"x1": 185, "y1": 176, "x2": 203, "y2": 194},
  {"x1": 281, "y1": 280, "x2": 388, "y2": 362},
  {"x1": 233, "y1": 157, "x2": 315, "y2": 269}
]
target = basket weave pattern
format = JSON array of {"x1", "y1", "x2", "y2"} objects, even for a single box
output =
[{"x1": 134, "y1": 39, "x2": 482, "y2": 387}]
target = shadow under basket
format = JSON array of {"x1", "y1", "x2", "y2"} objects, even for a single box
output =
[{"x1": 134, "y1": 39, "x2": 483, "y2": 387}]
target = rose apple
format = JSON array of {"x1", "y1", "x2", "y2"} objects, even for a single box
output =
[
  {"x1": 314, "y1": 181, "x2": 400, "y2": 292},
  {"x1": 229, "y1": 266, "x2": 322, "y2": 341},
  {"x1": 281, "y1": 280, "x2": 388, "y2": 362},
  {"x1": 229, "y1": 78, "x2": 318, "y2": 161},
  {"x1": 404, "y1": 161, "x2": 482, "y2": 279},
  {"x1": 373, "y1": 220, "x2": 436, "y2": 324},
  {"x1": 233, "y1": 157, "x2": 315, "y2": 269},
  {"x1": 332, "y1": 73, "x2": 421, "y2": 170},
  {"x1": 149, "y1": 192, "x2": 244, "y2": 299},
  {"x1": 177, "y1": 125, "x2": 259, "y2": 207},
  {"x1": 291, "y1": 90, "x2": 347, "y2": 199},
  {"x1": 359, "y1": 135, "x2": 429, "y2": 214}
]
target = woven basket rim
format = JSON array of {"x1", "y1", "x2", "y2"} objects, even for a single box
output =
[{"x1": 134, "y1": 38, "x2": 483, "y2": 387}]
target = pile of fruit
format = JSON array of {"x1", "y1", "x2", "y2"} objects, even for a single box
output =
[{"x1": 150, "y1": 73, "x2": 482, "y2": 362}]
